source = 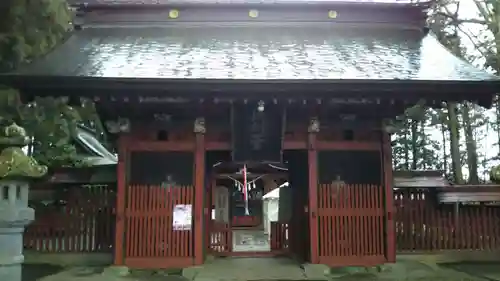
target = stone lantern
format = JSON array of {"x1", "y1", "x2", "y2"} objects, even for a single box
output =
[{"x1": 0, "y1": 123, "x2": 47, "y2": 281}]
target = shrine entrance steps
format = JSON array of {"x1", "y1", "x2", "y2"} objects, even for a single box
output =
[{"x1": 187, "y1": 257, "x2": 314, "y2": 281}]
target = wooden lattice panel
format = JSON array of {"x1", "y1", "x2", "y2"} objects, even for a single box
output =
[
  {"x1": 317, "y1": 184, "x2": 387, "y2": 267},
  {"x1": 124, "y1": 185, "x2": 195, "y2": 268}
]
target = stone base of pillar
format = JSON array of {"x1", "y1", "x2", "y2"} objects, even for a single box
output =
[
  {"x1": 0, "y1": 198, "x2": 35, "y2": 281},
  {"x1": 0, "y1": 254, "x2": 25, "y2": 281}
]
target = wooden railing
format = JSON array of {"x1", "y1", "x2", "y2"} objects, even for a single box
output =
[
  {"x1": 24, "y1": 184, "x2": 116, "y2": 252},
  {"x1": 395, "y1": 187, "x2": 500, "y2": 252},
  {"x1": 270, "y1": 222, "x2": 288, "y2": 251},
  {"x1": 208, "y1": 221, "x2": 288, "y2": 255},
  {"x1": 209, "y1": 222, "x2": 232, "y2": 255}
]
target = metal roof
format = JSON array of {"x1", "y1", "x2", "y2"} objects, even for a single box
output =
[
  {"x1": 1, "y1": 1, "x2": 497, "y2": 102},
  {"x1": 10, "y1": 25, "x2": 498, "y2": 81}
]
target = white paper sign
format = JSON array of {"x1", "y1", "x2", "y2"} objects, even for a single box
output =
[{"x1": 173, "y1": 204, "x2": 192, "y2": 230}]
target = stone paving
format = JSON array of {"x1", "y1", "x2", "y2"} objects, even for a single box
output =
[
  {"x1": 23, "y1": 257, "x2": 500, "y2": 281},
  {"x1": 327, "y1": 259, "x2": 487, "y2": 281},
  {"x1": 192, "y1": 258, "x2": 307, "y2": 281}
]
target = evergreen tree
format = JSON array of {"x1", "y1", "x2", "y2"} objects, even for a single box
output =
[{"x1": 0, "y1": 0, "x2": 108, "y2": 168}]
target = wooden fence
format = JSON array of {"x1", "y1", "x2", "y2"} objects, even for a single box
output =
[
  {"x1": 24, "y1": 184, "x2": 116, "y2": 252},
  {"x1": 24, "y1": 184, "x2": 500, "y2": 256},
  {"x1": 124, "y1": 185, "x2": 195, "y2": 268},
  {"x1": 395, "y1": 188, "x2": 500, "y2": 252}
]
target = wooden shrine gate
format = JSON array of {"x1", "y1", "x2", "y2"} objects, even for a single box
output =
[{"x1": 114, "y1": 127, "x2": 206, "y2": 269}]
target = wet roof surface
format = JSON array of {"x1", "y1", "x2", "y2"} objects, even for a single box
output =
[{"x1": 14, "y1": 26, "x2": 498, "y2": 81}]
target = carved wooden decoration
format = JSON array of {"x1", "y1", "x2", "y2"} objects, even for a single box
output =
[
  {"x1": 194, "y1": 117, "x2": 206, "y2": 134},
  {"x1": 308, "y1": 117, "x2": 320, "y2": 133},
  {"x1": 105, "y1": 117, "x2": 130, "y2": 133}
]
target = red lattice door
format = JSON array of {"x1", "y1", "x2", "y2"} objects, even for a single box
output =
[
  {"x1": 317, "y1": 184, "x2": 387, "y2": 267},
  {"x1": 124, "y1": 185, "x2": 195, "y2": 268}
]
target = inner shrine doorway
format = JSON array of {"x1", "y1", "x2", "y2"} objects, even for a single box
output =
[{"x1": 205, "y1": 150, "x2": 310, "y2": 259}]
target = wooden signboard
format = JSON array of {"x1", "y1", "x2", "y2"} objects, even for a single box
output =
[{"x1": 231, "y1": 102, "x2": 284, "y2": 163}]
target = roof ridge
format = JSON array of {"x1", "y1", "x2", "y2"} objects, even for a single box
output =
[
  {"x1": 74, "y1": 1, "x2": 429, "y2": 29},
  {"x1": 71, "y1": 0, "x2": 432, "y2": 8}
]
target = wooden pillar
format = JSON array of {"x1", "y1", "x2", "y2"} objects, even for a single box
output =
[
  {"x1": 205, "y1": 175, "x2": 216, "y2": 252},
  {"x1": 308, "y1": 117, "x2": 319, "y2": 263},
  {"x1": 381, "y1": 129, "x2": 395, "y2": 262},
  {"x1": 114, "y1": 134, "x2": 129, "y2": 265},
  {"x1": 193, "y1": 117, "x2": 206, "y2": 265}
]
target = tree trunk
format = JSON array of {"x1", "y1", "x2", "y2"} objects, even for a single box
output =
[
  {"x1": 496, "y1": 98, "x2": 500, "y2": 154},
  {"x1": 447, "y1": 102, "x2": 464, "y2": 184},
  {"x1": 462, "y1": 102, "x2": 479, "y2": 184},
  {"x1": 404, "y1": 120, "x2": 410, "y2": 170},
  {"x1": 420, "y1": 119, "x2": 427, "y2": 170},
  {"x1": 441, "y1": 111, "x2": 448, "y2": 173},
  {"x1": 411, "y1": 119, "x2": 418, "y2": 170}
]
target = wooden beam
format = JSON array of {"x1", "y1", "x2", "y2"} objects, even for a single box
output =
[
  {"x1": 206, "y1": 140, "x2": 309, "y2": 151},
  {"x1": 283, "y1": 140, "x2": 307, "y2": 150},
  {"x1": 131, "y1": 141, "x2": 195, "y2": 151},
  {"x1": 205, "y1": 140, "x2": 380, "y2": 151},
  {"x1": 215, "y1": 172, "x2": 288, "y2": 179},
  {"x1": 206, "y1": 141, "x2": 231, "y2": 151},
  {"x1": 317, "y1": 141, "x2": 380, "y2": 151}
]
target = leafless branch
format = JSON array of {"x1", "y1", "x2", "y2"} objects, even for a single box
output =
[
  {"x1": 458, "y1": 26, "x2": 490, "y2": 59},
  {"x1": 435, "y1": 11, "x2": 488, "y2": 25},
  {"x1": 472, "y1": 0, "x2": 493, "y2": 22},
  {"x1": 440, "y1": 4, "x2": 491, "y2": 61}
]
